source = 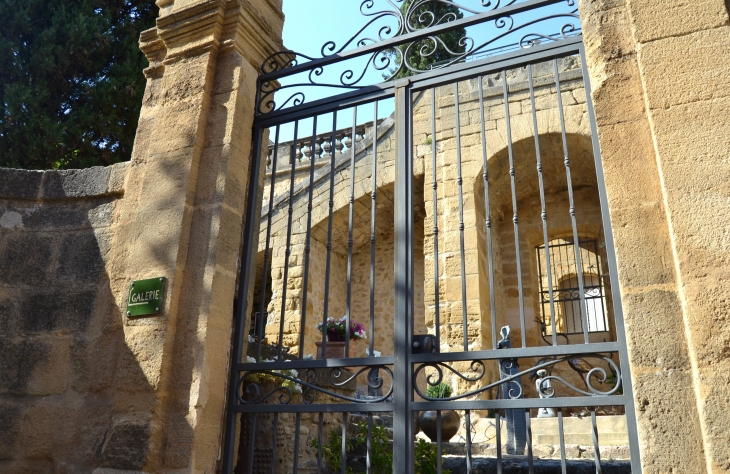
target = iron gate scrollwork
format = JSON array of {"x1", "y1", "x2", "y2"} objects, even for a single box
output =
[{"x1": 223, "y1": 1, "x2": 642, "y2": 473}]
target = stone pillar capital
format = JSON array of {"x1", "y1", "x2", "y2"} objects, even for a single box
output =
[{"x1": 140, "y1": 0, "x2": 285, "y2": 79}]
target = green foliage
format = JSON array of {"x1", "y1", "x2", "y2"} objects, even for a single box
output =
[
  {"x1": 425, "y1": 382, "x2": 453, "y2": 399},
  {"x1": 310, "y1": 428, "x2": 355, "y2": 474},
  {"x1": 244, "y1": 357, "x2": 303, "y2": 393},
  {"x1": 359, "y1": 422, "x2": 393, "y2": 474},
  {"x1": 605, "y1": 373, "x2": 623, "y2": 395},
  {"x1": 414, "y1": 438, "x2": 451, "y2": 474},
  {"x1": 310, "y1": 422, "x2": 392, "y2": 474},
  {"x1": 311, "y1": 422, "x2": 449, "y2": 474},
  {"x1": 0, "y1": 1, "x2": 157, "y2": 169},
  {"x1": 387, "y1": 0, "x2": 467, "y2": 79}
]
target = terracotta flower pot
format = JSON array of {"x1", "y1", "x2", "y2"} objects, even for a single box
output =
[
  {"x1": 326, "y1": 332, "x2": 346, "y2": 342},
  {"x1": 417, "y1": 410, "x2": 461, "y2": 442}
]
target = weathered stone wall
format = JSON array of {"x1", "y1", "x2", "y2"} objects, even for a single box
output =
[
  {"x1": 0, "y1": 1, "x2": 286, "y2": 473},
  {"x1": 579, "y1": 0, "x2": 730, "y2": 470},
  {"x1": 0, "y1": 165, "x2": 129, "y2": 473},
  {"x1": 263, "y1": 117, "x2": 400, "y2": 355}
]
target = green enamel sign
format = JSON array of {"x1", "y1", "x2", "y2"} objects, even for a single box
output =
[{"x1": 127, "y1": 277, "x2": 165, "y2": 317}]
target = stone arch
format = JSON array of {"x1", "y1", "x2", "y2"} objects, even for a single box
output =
[
  {"x1": 473, "y1": 132, "x2": 607, "y2": 345},
  {"x1": 472, "y1": 131, "x2": 620, "y2": 399}
]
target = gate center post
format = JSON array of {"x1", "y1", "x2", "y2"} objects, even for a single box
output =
[{"x1": 393, "y1": 77, "x2": 414, "y2": 473}]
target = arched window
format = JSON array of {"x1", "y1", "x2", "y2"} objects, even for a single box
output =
[
  {"x1": 537, "y1": 238, "x2": 609, "y2": 335},
  {"x1": 557, "y1": 274, "x2": 608, "y2": 333}
]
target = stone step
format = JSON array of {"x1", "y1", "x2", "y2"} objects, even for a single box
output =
[
  {"x1": 443, "y1": 456, "x2": 631, "y2": 474},
  {"x1": 439, "y1": 442, "x2": 631, "y2": 461},
  {"x1": 332, "y1": 453, "x2": 632, "y2": 474}
]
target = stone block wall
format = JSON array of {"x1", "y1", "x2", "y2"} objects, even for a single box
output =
[
  {"x1": 0, "y1": 1, "x2": 287, "y2": 472},
  {"x1": 579, "y1": 0, "x2": 730, "y2": 469},
  {"x1": 0, "y1": 165, "x2": 130, "y2": 473}
]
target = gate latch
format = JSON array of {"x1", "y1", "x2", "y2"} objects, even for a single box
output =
[{"x1": 412, "y1": 334, "x2": 438, "y2": 354}]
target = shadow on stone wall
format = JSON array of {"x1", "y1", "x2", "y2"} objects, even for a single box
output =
[{"x1": 0, "y1": 166, "x2": 154, "y2": 473}]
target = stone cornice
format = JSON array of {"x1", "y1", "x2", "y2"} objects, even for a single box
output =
[
  {"x1": 139, "y1": 0, "x2": 285, "y2": 75},
  {"x1": 219, "y1": 1, "x2": 286, "y2": 71},
  {"x1": 157, "y1": 0, "x2": 226, "y2": 65},
  {"x1": 140, "y1": 28, "x2": 166, "y2": 78}
]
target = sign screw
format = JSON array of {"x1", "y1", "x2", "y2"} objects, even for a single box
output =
[
  {"x1": 159, "y1": 278, "x2": 163, "y2": 281},
  {"x1": 156, "y1": 307, "x2": 160, "y2": 312},
  {"x1": 127, "y1": 311, "x2": 131, "y2": 316}
]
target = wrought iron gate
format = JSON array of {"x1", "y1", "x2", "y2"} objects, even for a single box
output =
[{"x1": 223, "y1": 1, "x2": 642, "y2": 472}]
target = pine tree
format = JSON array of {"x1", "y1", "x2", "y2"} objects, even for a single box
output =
[
  {"x1": 0, "y1": 1, "x2": 157, "y2": 169},
  {"x1": 388, "y1": 0, "x2": 467, "y2": 79}
]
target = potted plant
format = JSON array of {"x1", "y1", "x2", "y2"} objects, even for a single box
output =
[
  {"x1": 417, "y1": 382, "x2": 461, "y2": 442},
  {"x1": 316, "y1": 316, "x2": 367, "y2": 342},
  {"x1": 243, "y1": 356, "x2": 303, "y2": 397}
]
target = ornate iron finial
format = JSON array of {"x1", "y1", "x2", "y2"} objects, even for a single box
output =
[
  {"x1": 497, "y1": 325, "x2": 511, "y2": 349},
  {"x1": 255, "y1": 0, "x2": 581, "y2": 114}
]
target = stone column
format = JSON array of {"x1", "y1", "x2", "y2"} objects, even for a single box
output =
[
  {"x1": 102, "y1": 0, "x2": 284, "y2": 472},
  {"x1": 579, "y1": 0, "x2": 730, "y2": 470}
]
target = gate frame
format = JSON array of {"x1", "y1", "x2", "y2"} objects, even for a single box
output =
[{"x1": 222, "y1": 18, "x2": 643, "y2": 473}]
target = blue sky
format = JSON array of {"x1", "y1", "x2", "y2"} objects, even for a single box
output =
[{"x1": 272, "y1": 0, "x2": 579, "y2": 142}]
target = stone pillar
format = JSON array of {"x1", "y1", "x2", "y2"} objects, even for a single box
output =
[
  {"x1": 579, "y1": 0, "x2": 730, "y2": 470},
  {"x1": 102, "y1": 0, "x2": 284, "y2": 472}
]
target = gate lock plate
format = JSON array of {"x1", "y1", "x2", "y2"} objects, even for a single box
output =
[{"x1": 412, "y1": 334, "x2": 438, "y2": 354}]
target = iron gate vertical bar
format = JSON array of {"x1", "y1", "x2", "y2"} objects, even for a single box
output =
[
  {"x1": 590, "y1": 409, "x2": 604, "y2": 474},
  {"x1": 346, "y1": 108, "x2": 358, "y2": 357},
  {"x1": 259, "y1": 125, "x2": 280, "y2": 362},
  {"x1": 367, "y1": 412, "x2": 374, "y2": 474},
  {"x1": 496, "y1": 412, "x2": 503, "y2": 474},
  {"x1": 298, "y1": 116, "x2": 319, "y2": 356},
  {"x1": 436, "y1": 412, "x2": 442, "y2": 474},
  {"x1": 525, "y1": 410, "x2": 534, "y2": 474},
  {"x1": 501, "y1": 70, "x2": 527, "y2": 348},
  {"x1": 454, "y1": 80, "x2": 475, "y2": 472},
  {"x1": 552, "y1": 57, "x2": 588, "y2": 340},
  {"x1": 579, "y1": 43, "x2": 643, "y2": 472},
  {"x1": 293, "y1": 413, "x2": 302, "y2": 474},
  {"x1": 321, "y1": 111, "x2": 340, "y2": 357},
  {"x1": 430, "y1": 88, "x2": 441, "y2": 350},
  {"x1": 341, "y1": 412, "x2": 348, "y2": 474},
  {"x1": 528, "y1": 63, "x2": 558, "y2": 346},
  {"x1": 222, "y1": 123, "x2": 265, "y2": 473},
  {"x1": 393, "y1": 78, "x2": 413, "y2": 473},
  {"x1": 370, "y1": 101, "x2": 378, "y2": 358},
  {"x1": 557, "y1": 409, "x2": 567, "y2": 474},
  {"x1": 477, "y1": 76, "x2": 499, "y2": 351},
  {"x1": 278, "y1": 126, "x2": 300, "y2": 355},
  {"x1": 453, "y1": 81, "x2": 469, "y2": 351}
]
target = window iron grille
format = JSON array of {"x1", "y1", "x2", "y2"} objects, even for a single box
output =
[{"x1": 536, "y1": 238, "x2": 609, "y2": 335}]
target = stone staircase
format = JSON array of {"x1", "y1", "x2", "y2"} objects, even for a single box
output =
[{"x1": 339, "y1": 412, "x2": 632, "y2": 473}]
